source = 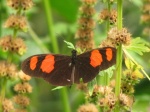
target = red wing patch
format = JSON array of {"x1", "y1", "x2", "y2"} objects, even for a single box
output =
[
  {"x1": 106, "y1": 48, "x2": 113, "y2": 61},
  {"x1": 30, "y1": 56, "x2": 38, "y2": 70},
  {"x1": 40, "y1": 55, "x2": 55, "y2": 73},
  {"x1": 90, "y1": 50, "x2": 103, "y2": 67}
]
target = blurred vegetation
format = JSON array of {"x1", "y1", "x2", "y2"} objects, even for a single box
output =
[{"x1": 0, "y1": 0, "x2": 150, "y2": 112}]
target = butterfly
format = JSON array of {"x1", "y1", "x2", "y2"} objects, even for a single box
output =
[{"x1": 21, "y1": 47, "x2": 116, "y2": 86}]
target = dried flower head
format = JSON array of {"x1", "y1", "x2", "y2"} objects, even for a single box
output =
[
  {"x1": 109, "y1": 79, "x2": 116, "y2": 88},
  {"x1": 99, "y1": 98, "x2": 108, "y2": 107},
  {"x1": 121, "y1": 81, "x2": 135, "y2": 94},
  {"x1": 93, "y1": 85, "x2": 113, "y2": 95},
  {"x1": 77, "y1": 103, "x2": 98, "y2": 112},
  {"x1": 0, "y1": 35, "x2": 11, "y2": 52},
  {"x1": 82, "y1": 0, "x2": 97, "y2": 6},
  {"x1": 99, "y1": 38, "x2": 116, "y2": 47},
  {"x1": 18, "y1": 71, "x2": 31, "y2": 81},
  {"x1": 77, "y1": 83, "x2": 88, "y2": 92},
  {"x1": 75, "y1": 29, "x2": 94, "y2": 39},
  {"x1": 4, "y1": 15, "x2": 27, "y2": 31},
  {"x1": 0, "y1": 61, "x2": 8, "y2": 77},
  {"x1": 107, "y1": 27, "x2": 131, "y2": 45},
  {"x1": 78, "y1": 18, "x2": 95, "y2": 29},
  {"x1": 105, "y1": 92, "x2": 117, "y2": 107},
  {"x1": 99, "y1": 9, "x2": 109, "y2": 21},
  {"x1": 0, "y1": 61, "x2": 17, "y2": 78},
  {"x1": 11, "y1": 37, "x2": 27, "y2": 55},
  {"x1": 14, "y1": 82, "x2": 32, "y2": 93},
  {"x1": 0, "y1": 35, "x2": 27, "y2": 55},
  {"x1": 141, "y1": 14, "x2": 150, "y2": 23},
  {"x1": 2, "y1": 99, "x2": 14, "y2": 112},
  {"x1": 76, "y1": 39, "x2": 95, "y2": 51},
  {"x1": 15, "y1": 109, "x2": 27, "y2": 112},
  {"x1": 14, "y1": 95, "x2": 30, "y2": 107},
  {"x1": 75, "y1": 0, "x2": 96, "y2": 51},
  {"x1": 7, "y1": 0, "x2": 33, "y2": 10},
  {"x1": 109, "y1": 9, "x2": 117, "y2": 24},
  {"x1": 119, "y1": 94, "x2": 134, "y2": 108},
  {"x1": 142, "y1": 4, "x2": 150, "y2": 12},
  {"x1": 143, "y1": 27, "x2": 150, "y2": 36},
  {"x1": 99, "y1": 9, "x2": 117, "y2": 24},
  {"x1": 79, "y1": 6, "x2": 96, "y2": 17}
]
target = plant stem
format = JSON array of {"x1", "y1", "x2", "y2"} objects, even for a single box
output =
[
  {"x1": 28, "y1": 27, "x2": 49, "y2": 53},
  {"x1": 0, "y1": 78, "x2": 7, "y2": 112},
  {"x1": 60, "y1": 87, "x2": 71, "y2": 112},
  {"x1": 117, "y1": 0, "x2": 123, "y2": 29},
  {"x1": 43, "y1": 1, "x2": 70, "y2": 112},
  {"x1": 115, "y1": 0, "x2": 123, "y2": 111},
  {"x1": 43, "y1": 0, "x2": 59, "y2": 53},
  {"x1": 103, "y1": 1, "x2": 111, "y2": 86}
]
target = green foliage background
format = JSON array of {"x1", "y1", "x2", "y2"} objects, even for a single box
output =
[{"x1": 0, "y1": 0, "x2": 150, "y2": 112}]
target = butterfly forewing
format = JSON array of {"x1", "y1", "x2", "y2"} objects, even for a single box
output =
[
  {"x1": 22, "y1": 54, "x2": 74, "y2": 86},
  {"x1": 74, "y1": 47, "x2": 116, "y2": 83}
]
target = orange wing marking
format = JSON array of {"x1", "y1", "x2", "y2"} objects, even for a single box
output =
[
  {"x1": 40, "y1": 55, "x2": 55, "y2": 73},
  {"x1": 90, "y1": 50, "x2": 103, "y2": 67},
  {"x1": 30, "y1": 56, "x2": 38, "y2": 70},
  {"x1": 106, "y1": 48, "x2": 113, "y2": 61}
]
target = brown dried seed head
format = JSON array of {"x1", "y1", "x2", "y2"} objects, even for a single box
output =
[
  {"x1": 77, "y1": 103, "x2": 98, "y2": 112},
  {"x1": 109, "y1": 9, "x2": 117, "y2": 24},
  {"x1": 0, "y1": 61, "x2": 17, "y2": 78},
  {"x1": 82, "y1": 0, "x2": 97, "y2": 6},
  {"x1": 0, "y1": 61, "x2": 8, "y2": 77},
  {"x1": 7, "y1": 0, "x2": 33, "y2": 10},
  {"x1": 143, "y1": 27, "x2": 150, "y2": 36},
  {"x1": 99, "y1": 9, "x2": 109, "y2": 20},
  {"x1": 75, "y1": 29, "x2": 94, "y2": 39},
  {"x1": 13, "y1": 95, "x2": 30, "y2": 107},
  {"x1": 141, "y1": 14, "x2": 150, "y2": 23},
  {"x1": 79, "y1": 6, "x2": 96, "y2": 17},
  {"x1": 105, "y1": 92, "x2": 117, "y2": 106},
  {"x1": 15, "y1": 109, "x2": 27, "y2": 112},
  {"x1": 99, "y1": 98, "x2": 108, "y2": 107},
  {"x1": 77, "y1": 83, "x2": 88, "y2": 92},
  {"x1": 0, "y1": 35, "x2": 12, "y2": 52},
  {"x1": 11, "y1": 37, "x2": 27, "y2": 55},
  {"x1": 0, "y1": 36, "x2": 26, "y2": 55},
  {"x1": 108, "y1": 27, "x2": 131, "y2": 45},
  {"x1": 14, "y1": 82, "x2": 32, "y2": 93},
  {"x1": 99, "y1": 38, "x2": 115, "y2": 48},
  {"x1": 78, "y1": 18, "x2": 95, "y2": 29},
  {"x1": 143, "y1": 4, "x2": 150, "y2": 12},
  {"x1": 119, "y1": 94, "x2": 134, "y2": 108},
  {"x1": 19, "y1": 71, "x2": 31, "y2": 81},
  {"x1": 76, "y1": 39, "x2": 95, "y2": 51},
  {"x1": 2, "y1": 99, "x2": 14, "y2": 112},
  {"x1": 4, "y1": 15, "x2": 27, "y2": 31}
]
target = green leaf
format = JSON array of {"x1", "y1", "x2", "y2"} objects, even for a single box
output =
[
  {"x1": 87, "y1": 78, "x2": 97, "y2": 96},
  {"x1": 51, "y1": 86, "x2": 64, "y2": 91},
  {"x1": 126, "y1": 37, "x2": 150, "y2": 55},
  {"x1": 99, "y1": 66, "x2": 115, "y2": 78},
  {"x1": 123, "y1": 48, "x2": 150, "y2": 80},
  {"x1": 64, "y1": 40, "x2": 75, "y2": 50}
]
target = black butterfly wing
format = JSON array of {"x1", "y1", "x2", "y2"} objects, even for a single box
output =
[
  {"x1": 21, "y1": 54, "x2": 74, "y2": 86},
  {"x1": 74, "y1": 47, "x2": 116, "y2": 83}
]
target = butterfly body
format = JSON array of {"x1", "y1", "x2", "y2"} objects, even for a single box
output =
[{"x1": 21, "y1": 47, "x2": 116, "y2": 86}]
